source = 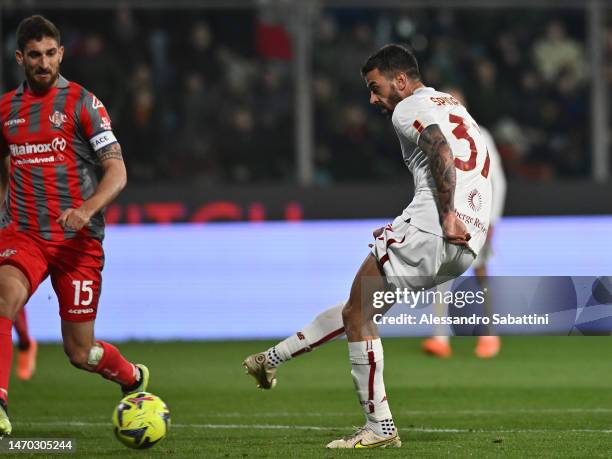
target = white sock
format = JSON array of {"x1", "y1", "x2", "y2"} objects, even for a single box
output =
[
  {"x1": 433, "y1": 335, "x2": 449, "y2": 343},
  {"x1": 348, "y1": 339, "x2": 396, "y2": 437},
  {"x1": 265, "y1": 302, "x2": 345, "y2": 368}
]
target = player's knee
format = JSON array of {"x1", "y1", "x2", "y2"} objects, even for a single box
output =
[
  {"x1": 341, "y1": 302, "x2": 359, "y2": 328},
  {"x1": 64, "y1": 344, "x2": 91, "y2": 369},
  {"x1": 0, "y1": 297, "x2": 16, "y2": 320},
  {"x1": 0, "y1": 267, "x2": 30, "y2": 317},
  {"x1": 0, "y1": 289, "x2": 27, "y2": 320}
]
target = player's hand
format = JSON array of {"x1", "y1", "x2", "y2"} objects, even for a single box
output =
[
  {"x1": 56, "y1": 206, "x2": 93, "y2": 231},
  {"x1": 372, "y1": 226, "x2": 385, "y2": 238},
  {"x1": 441, "y1": 212, "x2": 471, "y2": 247},
  {"x1": 369, "y1": 226, "x2": 386, "y2": 248}
]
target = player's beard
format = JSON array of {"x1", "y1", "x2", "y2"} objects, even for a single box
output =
[
  {"x1": 25, "y1": 64, "x2": 59, "y2": 94},
  {"x1": 380, "y1": 88, "x2": 403, "y2": 119}
]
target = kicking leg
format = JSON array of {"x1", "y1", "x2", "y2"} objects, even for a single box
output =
[
  {"x1": 61, "y1": 320, "x2": 148, "y2": 395},
  {"x1": 244, "y1": 302, "x2": 345, "y2": 389}
]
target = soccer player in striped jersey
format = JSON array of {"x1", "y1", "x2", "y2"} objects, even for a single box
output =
[{"x1": 0, "y1": 15, "x2": 149, "y2": 435}]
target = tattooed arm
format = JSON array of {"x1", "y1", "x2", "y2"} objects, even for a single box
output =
[
  {"x1": 57, "y1": 143, "x2": 127, "y2": 231},
  {"x1": 418, "y1": 124, "x2": 470, "y2": 246},
  {"x1": 418, "y1": 124, "x2": 456, "y2": 216}
]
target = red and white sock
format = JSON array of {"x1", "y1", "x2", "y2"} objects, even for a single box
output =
[
  {"x1": 265, "y1": 302, "x2": 345, "y2": 368},
  {"x1": 348, "y1": 338, "x2": 396, "y2": 437},
  {"x1": 0, "y1": 317, "x2": 13, "y2": 405},
  {"x1": 91, "y1": 341, "x2": 138, "y2": 388},
  {"x1": 13, "y1": 308, "x2": 31, "y2": 350}
]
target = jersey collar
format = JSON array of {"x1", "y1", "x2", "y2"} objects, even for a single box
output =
[
  {"x1": 16, "y1": 74, "x2": 69, "y2": 95},
  {"x1": 413, "y1": 86, "x2": 434, "y2": 94}
]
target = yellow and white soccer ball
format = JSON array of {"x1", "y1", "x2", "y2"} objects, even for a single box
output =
[{"x1": 112, "y1": 392, "x2": 170, "y2": 449}]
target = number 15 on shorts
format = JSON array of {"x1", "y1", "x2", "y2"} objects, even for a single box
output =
[{"x1": 72, "y1": 280, "x2": 94, "y2": 306}]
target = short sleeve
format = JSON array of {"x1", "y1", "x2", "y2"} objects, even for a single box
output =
[
  {"x1": 392, "y1": 99, "x2": 439, "y2": 144},
  {"x1": 79, "y1": 92, "x2": 118, "y2": 155}
]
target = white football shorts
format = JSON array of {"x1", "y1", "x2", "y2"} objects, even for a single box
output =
[{"x1": 371, "y1": 216, "x2": 474, "y2": 290}]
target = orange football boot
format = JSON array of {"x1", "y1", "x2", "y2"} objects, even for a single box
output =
[
  {"x1": 16, "y1": 339, "x2": 37, "y2": 380},
  {"x1": 421, "y1": 338, "x2": 452, "y2": 358},
  {"x1": 475, "y1": 336, "x2": 500, "y2": 359}
]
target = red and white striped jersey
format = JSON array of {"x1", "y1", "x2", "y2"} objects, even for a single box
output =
[{"x1": 0, "y1": 75, "x2": 118, "y2": 241}]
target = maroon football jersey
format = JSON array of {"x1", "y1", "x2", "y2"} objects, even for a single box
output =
[{"x1": 0, "y1": 75, "x2": 118, "y2": 241}]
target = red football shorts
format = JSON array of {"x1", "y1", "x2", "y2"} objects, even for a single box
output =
[{"x1": 0, "y1": 224, "x2": 104, "y2": 322}]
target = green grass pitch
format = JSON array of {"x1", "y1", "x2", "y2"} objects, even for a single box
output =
[{"x1": 7, "y1": 337, "x2": 612, "y2": 457}]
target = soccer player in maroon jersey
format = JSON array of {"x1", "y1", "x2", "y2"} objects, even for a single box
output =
[{"x1": 0, "y1": 15, "x2": 149, "y2": 435}]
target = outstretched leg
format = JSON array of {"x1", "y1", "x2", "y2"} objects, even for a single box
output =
[{"x1": 244, "y1": 302, "x2": 345, "y2": 389}]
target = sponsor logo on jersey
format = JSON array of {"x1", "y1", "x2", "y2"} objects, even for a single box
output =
[
  {"x1": 0, "y1": 249, "x2": 16, "y2": 258},
  {"x1": 456, "y1": 210, "x2": 487, "y2": 232},
  {"x1": 49, "y1": 110, "x2": 68, "y2": 128},
  {"x1": 4, "y1": 118, "x2": 25, "y2": 127},
  {"x1": 468, "y1": 189, "x2": 482, "y2": 212},
  {"x1": 14, "y1": 156, "x2": 55, "y2": 166},
  {"x1": 52, "y1": 137, "x2": 67, "y2": 152},
  {"x1": 92, "y1": 96, "x2": 104, "y2": 110},
  {"x1": 9, "y1": 137, "x2": 67, "y2": 156},
  {"x1": 67, "y1": 308, "x2": 95, "y2": 314},
  {"x1": 100, "y1": 116, "x2": 111, "y2": 130}
]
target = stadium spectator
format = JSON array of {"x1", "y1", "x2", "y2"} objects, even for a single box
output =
[
  {"x1": 0, "y1": 8, "x2": 591, "y2": 183},
  {"x1": 533, "y1": 19, "x2": 587, "y2": 86}
]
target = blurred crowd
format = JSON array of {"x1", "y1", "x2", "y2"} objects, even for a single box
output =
[
  {"x1": 3, "y1": 7, "x2": 295, "y2": 184},
  {"x1": 1, "y1": 6, "x2": 600, "y2": 184},
  {"x1": 313, "y1": 9, "x2": 592, "y2": 183}
]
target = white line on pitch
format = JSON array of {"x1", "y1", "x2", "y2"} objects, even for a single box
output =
[
  {"x1": 15, "y1": 421, "x2": 612, "y2": 434},
  {"x1": 203, "y1": 407, "x2": 612, "y2": 417},
  {"x1": 26, "y1": 407, "x2": 612, "y2": 423}
]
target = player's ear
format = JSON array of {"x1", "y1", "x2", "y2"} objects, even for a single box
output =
[
  {"x1": 395, "y1": 72, "x2": 408, "y2": 91},
  {"x1": 15, "y1": 50, "x2": 23, "y2": 66},
  {"x1": 58, "y1": 46, "x2": 64, "y2": 63}
]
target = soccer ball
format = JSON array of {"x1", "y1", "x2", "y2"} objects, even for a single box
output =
[{"x1": 112, "y1": 392, "x2": 170, "y2": 449}]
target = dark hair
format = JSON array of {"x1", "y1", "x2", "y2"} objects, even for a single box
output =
[
  {"x1": 16, "y1": 15, "x2": 61, "y2": 51},
  {"x1": 361, "y1": 44, "x2": 420, "y2": 80}
]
